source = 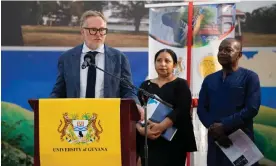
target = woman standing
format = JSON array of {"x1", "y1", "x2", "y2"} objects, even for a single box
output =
[{"x1": 136, "y1": 48, "x2": 197, "y2": 166}]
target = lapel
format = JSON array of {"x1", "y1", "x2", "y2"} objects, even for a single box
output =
[
  {"x1": 104, "y1": 45, "x2": 117, "y2": 97},
  {"x1": 71, "y1": 44, "x2": 83, "y2": 97}
]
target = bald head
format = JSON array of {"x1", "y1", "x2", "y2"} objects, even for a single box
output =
[
  {"x1": 217, "y1": 38, "x2": 243, "y2": 69},
  {"x1": 221, "y1": 38, "x2": 242, "y2": 52}
]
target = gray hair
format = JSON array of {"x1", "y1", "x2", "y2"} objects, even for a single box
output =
[{"x1": 80, "y1": 10, "x2": 107, "y2": 27}]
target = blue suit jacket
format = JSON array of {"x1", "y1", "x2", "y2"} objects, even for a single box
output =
[{"x1": 50, "y1": 44, "x2": 139, "y2": 104}]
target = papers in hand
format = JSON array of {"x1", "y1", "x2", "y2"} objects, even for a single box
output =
[
  {"x1": 216, "y1": 129, "x2": 264, "y2": 166},
  {"x1": 140, "y1": 96, "x2": 177, "y2": 141}
]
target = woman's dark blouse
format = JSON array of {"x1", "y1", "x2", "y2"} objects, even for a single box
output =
[{"x1": 137, "y1": 78, "x2": 197, "y2": 152}]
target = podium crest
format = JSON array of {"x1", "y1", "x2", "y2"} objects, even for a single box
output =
[{"x1": 57, "y1": 112, "x2": 103, "y2": 144}]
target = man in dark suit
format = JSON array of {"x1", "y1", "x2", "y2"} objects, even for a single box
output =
[{"x1": 50, "y1": 10, "x2": 144, "y2": 117}]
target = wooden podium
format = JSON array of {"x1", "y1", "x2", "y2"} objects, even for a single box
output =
[{"x1": 29, "y1": 98, "x2": 140, "y2": 166}]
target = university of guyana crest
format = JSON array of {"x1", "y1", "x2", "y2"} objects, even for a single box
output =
[{"x1": 57, "y1": 112, "x2": 103, "y2": 144}]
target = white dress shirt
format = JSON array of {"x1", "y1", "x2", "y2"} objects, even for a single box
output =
[{"x1": 80, "y1": 43, "x2": 105, "y2": 98}]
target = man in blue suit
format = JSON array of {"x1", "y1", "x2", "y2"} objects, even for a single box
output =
[
  {"x1": 197, "y1": 38, "x2": 261, "y2": 166},
  {"x1": 50, "y1": 10, "x2": 144, "y2": 117}
]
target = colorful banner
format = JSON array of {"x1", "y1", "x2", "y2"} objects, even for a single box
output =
[{"x1": 39, "y1": 99, "x2": 121, "y2": 166}]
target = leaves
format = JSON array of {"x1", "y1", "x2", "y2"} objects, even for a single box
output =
[
  {"x1": 1, "y1": 142, "x2": 34, "y2": 166},
  {"x1": 198, "y1": 7, "x2": 215, "y2": 26},
  {"x1": 1, "y1": 120, "x2": 30, "y2": 152},
  {"x1": 241, "y1": 3, "x2": 276, "y2": 34},
  {"x1": 82, "y1": 112, "x2": 90, "y2": 120},
  {"x1": 110, "y1": 1, "x2": 150, "y2": 32},
  {"x1": 71, "y1": 113, "x2": 79, "y2": 120}
]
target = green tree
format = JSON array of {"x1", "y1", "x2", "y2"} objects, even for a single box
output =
[
  {"x1": 110, "y1": 1, "x2": 150, "y2": 33},
  {"x1": 2, "y1": 1, "x2": 24, "y2": 46},
  {"x1": 242, "y1": 3, "x2": 276, "y2": 34},
  {"x1": 83, "y1": 1, "x2": 108, "y2": 13}
]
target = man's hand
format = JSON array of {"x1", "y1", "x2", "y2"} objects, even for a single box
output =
[
  {"x1": 209, "y1": 122, "x2": 225, "y2": 139},
  {"x1": 209, "y1": 123, "x2": 232, "y2": 148},
  {"x1": 136, "y1": 104, "x2": 145, "y2": 121},
  {"x1": 216, "y1": 134, "x2": 233, "y2": 148}
]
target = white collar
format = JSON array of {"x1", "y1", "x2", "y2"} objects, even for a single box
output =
[{"x1": 82, "y1": 42, "x2": 105, "y2": 54}]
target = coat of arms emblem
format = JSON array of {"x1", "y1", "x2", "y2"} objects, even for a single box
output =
[{"x1": 57, "y1": 112, "x2": 103, "y2": 144}]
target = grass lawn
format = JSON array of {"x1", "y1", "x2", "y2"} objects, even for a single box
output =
[
  {"x1": 242, "y1": 32, "x2": 276, "y2": 47},
  {"x1": 22, "y1": 25, "x2": 148, "y2": 47},
  {"x1": 22, "y1": 26, "x2": 276, "y2": 47}
]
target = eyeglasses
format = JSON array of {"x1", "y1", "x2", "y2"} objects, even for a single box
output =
[{"x1": 83, "y1": 27, "x2": 108, "y2": 35}]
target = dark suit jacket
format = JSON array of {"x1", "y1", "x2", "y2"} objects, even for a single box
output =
[{"x1": 50, "y1": 44, "x2": 139, "y2": 104}]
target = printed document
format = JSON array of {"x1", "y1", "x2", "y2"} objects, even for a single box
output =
[{"x1": 216, "y1": 129, "x2": 264, "y2": 166}]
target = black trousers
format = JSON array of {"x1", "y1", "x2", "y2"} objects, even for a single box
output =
[
  {"x1": 136, "y1": 130, "x2": 187, "y2": 166},
  {"x1": 139, "y1": 150, "x2": 187, "y2": 166}
]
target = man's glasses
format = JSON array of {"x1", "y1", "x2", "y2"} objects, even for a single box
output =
[{"x1": 83, "y1": 27, "x2": 108, "y2": 35}]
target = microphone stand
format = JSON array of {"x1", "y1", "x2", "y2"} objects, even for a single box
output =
[
  {"x1": 143, "y1": 101, "x2": 149, "y2": 166},
  {"x1": 85, "y1": 59, "x2": 173, "y2": 166},
  {"x1": 89, "y1": 63, "x2": 172, "y2": 107}
]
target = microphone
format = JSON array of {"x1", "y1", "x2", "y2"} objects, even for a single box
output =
[
  {"x1": 82, "y1": 52, "x2": 173, "y2": 166},
  {"x1": 81, "y1": 53, "x2": 97, "y2": 69}
]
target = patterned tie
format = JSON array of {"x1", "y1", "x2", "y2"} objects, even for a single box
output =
[{"x1": 85, "y1": 51, "x2": 99, "y2": 98}]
